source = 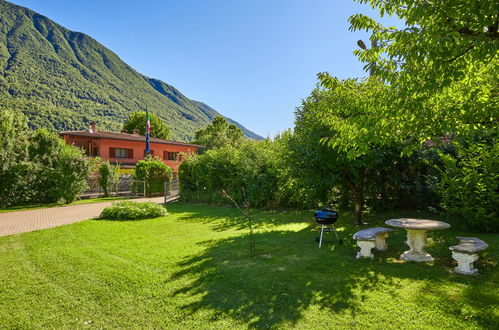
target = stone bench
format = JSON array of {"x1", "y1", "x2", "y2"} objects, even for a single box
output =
[
  {"x1": 449, "y1": 237, "x2": 489, "y2": 275},
  {"x1": 353, "y1": 227, "x2": 393, "y2": 259}
]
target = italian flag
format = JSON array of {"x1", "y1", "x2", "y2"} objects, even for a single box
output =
[{"x1": 146, "y1": 108, "x2": 151, "y2": 134}]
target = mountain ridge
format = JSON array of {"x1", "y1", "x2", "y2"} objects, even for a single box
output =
[{"x1": 0, "y1": 0, "x2": 262, "y2": 140}]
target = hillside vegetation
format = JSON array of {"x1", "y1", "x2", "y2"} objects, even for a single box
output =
[{"x1": 0, "y1": 0, "x2": 260, "y2": 140}]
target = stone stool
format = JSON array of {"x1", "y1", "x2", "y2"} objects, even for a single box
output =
[
  {"x1": 449, "y1": 237, "x2": 489, "y2": 275},
  {"x1": 353, "y1": 227, "x2": 393, "y2": 259}
]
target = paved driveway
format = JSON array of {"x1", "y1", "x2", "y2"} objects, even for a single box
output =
[{"x1": 0, "y1": 196, "x2": 172, "y2": 237}]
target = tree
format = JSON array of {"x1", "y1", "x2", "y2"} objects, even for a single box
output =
[
  {"x1": 348, "y1": 0, "x2": 498, "y2": 144},
  {"x1": 0, "y1": 109, "x2": 29, "y2": 172},
  {"x1": 437, "y1": 132, "x2": 498, "y2": 232},
  {"x1": 0, "y1": 109, "x2": 34, "y2": 206},
  {"x1": 293, "y1": 79, "x2": 393, "y2": 225},
  {"x1": 345, "y1": 1, "x2": 498, "y2": 231},
  {"x1": 178, "y1": 139, "x2": 283, "y2": 208},
  {"x1": 291, "y1": 77, "x2": 436, "y2": 225},
  {"x1": 99, "y1": 160, "x2": 120, "y2": 197},
  {"x1": 192, "y1": 116, "x2": 244, "y2": 150},
  {"x1": 123, "y1": 112, "x2": 172, "y2": 140},
  {"x1": 28, "y1": 129, "x2": 89, "y2": 203},
  {"x1": 0, "y1": 110, "x2": 89, "y2": 207},
  {"x1": 135, "y1": 156, "x2": 173, "y2": 195}
]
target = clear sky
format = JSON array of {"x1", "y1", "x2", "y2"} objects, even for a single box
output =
[{"x1": 12, "y1": 0, "x2": 400, "y2": 138}]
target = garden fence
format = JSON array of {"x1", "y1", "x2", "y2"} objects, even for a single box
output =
[{"x1": 81, "y1": 175, "x2": 179, "y2": 200}]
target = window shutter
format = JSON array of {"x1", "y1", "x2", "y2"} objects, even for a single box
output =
[
  {"x1": 128, "y1": 148, "x2": 134, "y2": 159},
  {"x1": 163, "y1": 151, "x2": 167, "y2": 160},
  {"x1": 110, "y1": 147, "x2": 116, "y2": 158}
]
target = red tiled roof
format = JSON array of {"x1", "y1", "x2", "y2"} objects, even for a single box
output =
[{"x1": 60, "y1": 130, "x2": 204, "y2": 148}]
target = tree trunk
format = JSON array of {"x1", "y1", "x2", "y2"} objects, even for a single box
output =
[
  {"x1": 353, "y1": 185, "x2": 363, "y2": 226},
  {"x1": 344, "y1": 170, "x2": 364, "y2": 226}
]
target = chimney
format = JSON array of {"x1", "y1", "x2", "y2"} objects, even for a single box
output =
[
  {"x1": 89, "y1": 122, "x2": 96, "y2": 133},
  {"x1": 132, "y1": 129, "x2": 140, "y2": 135}
]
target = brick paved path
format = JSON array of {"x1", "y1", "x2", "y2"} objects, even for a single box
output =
[{"x1": 0, "y1": 196, "x2": 174, "y2": 237}]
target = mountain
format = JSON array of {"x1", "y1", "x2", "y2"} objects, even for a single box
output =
[{"x1": 0, "y1": 0, "x2": 262, "y2": 141}]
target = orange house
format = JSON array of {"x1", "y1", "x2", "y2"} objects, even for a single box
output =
[{"x1": 60, "y1": 124, "x2": 203, "y2": 176}]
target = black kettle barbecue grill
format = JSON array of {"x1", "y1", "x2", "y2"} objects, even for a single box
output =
[{"x1": 314, "y1": 207, "x2": 342, "y2": 247}]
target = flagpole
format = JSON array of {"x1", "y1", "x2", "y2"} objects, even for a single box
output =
[{"x1": 145, "y1": 106, "x2": 150, "y2": 155}]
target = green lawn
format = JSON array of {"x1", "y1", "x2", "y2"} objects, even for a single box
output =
[
  {"x1": 0, "y1": 203, "x2": 497, "y2": 329},
  {"x1": 0, "y1": 197, "x2": 127, "y2": 213}
]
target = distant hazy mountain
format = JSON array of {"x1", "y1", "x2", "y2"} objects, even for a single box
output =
[{"x1": 0, "y1": 0, "x2": 262, "y2": 140}]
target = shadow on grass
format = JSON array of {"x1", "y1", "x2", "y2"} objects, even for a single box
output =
[
  {"x1": 169, "y1": 229, "x2": 496, "y2": 328},
  {"x1": 170, "y1": 230, "x2": 388, "y2": 328},
  {"x1": 166, "y1": 203, "x2": 498, "y2": 328},
  {"x1": 414, "y1": 278, "x2": 499, "y2": 327}
]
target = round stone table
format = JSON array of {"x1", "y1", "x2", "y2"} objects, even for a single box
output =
[{"x1": 385, "y1": 218, "x2": 451, "y2": 262}]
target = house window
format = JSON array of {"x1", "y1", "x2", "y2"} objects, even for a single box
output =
[
  {"x1": 115, "y1": 148, "x2": 128, "y2": 158},
  {"x1": 164, "y1": 151, "x2": 179, "y2": 161},
  {"x1": 110, "y1": 147, "x2": 133, "y2": 159}
]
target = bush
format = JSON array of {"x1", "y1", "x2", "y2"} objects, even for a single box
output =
[
  {"x1": 100, "y1": 201, "x2": 167, "y2": 220},
  {"x1": 0, "y1": 114, "x2": 89, "y2": 207},
  {"x1": 135, "y1": 156, "x2": 173, "y2": 195},
  {"x1": 179, "y1": 140, "x2": 283, "y2": 208},
  {"x1": 0, "y1": 162, "x2": 40, "y2": 206},
  {"x1": 437, "y1": 139, "x2": 498, "y2": 233},
  {"x1": 99, "y1": 160, "x2": 120, "y2": 197},
  {"x1": 28, "y1": 129, "x2": 89, "y2": 203}
]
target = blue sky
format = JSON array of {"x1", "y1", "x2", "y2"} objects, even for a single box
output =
[{"x1": 12, "y1": 0, "x2": 400, "y2": 138}]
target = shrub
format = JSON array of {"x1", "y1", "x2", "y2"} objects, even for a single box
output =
[
  {"x1": 437, "y1": 139, "x2": 498, "y2": 233},
  {"x1": 100, "y1": 201, "x2": 167, "y2": 220},
  {"x1": 28, "y1": 129, "x2": 89, "y2": 203},
  {"x1": 0, "y1": 116, "x2": 89, "y2": 207},
  {"x1": 179, "y1": 140, "x2": 283, "y2": 208},
  {"x1": 135, "y1": 156, "x2": 173, "y2": 195},
  {"x1": 99, "y1": 160, "x2": 120, "y2": 197},
  {"x1": 0, "y1": 162, "x2": 40, "y2": 206}
]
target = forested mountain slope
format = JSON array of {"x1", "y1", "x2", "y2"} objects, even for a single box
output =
[{"x1": 0, "y1": 0, "x2": 261, "y2": 140}]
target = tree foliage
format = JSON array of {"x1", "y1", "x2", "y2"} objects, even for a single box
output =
[
  {"x1": 192, "y1": 116, "x2": 245, "y2": 150},
  {"x1": 29, "y1": 129, "x2": 89, "y2": 203},
  {"x1": 179, "y1": 140, "x2": 285, "y2": 208},
  {"x1": 99, "y1": 160, "x2": 120, "y2": 197},
  {"x1": 0, "y1": 109, "x2": 89, "y2": 206},
  {"x1": 123, "y1": 112, "x2": 172, "y2": 140},
  {"x1": 135, "y1": 156, "x2": 173, "y2": 194},
  {"x1": 290, "y1": 78, "x2": 439, "y2": 224},
  {"x1": 437, "y1": 133, "x2": 498, "y2": 233},
  {"x1": 0, "y1": 107, "x2": 29, "y2": 171},
  {"x1": 174, "y1": 1, "x2": 498, "y2": 232},
  {"x1": 348, "y1": 0, "x2": 498, "y2": 144}
]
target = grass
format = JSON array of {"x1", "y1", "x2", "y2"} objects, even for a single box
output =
[
  {"x1": 0, "y1": 196, "x2": 127, "y2": 213},
  {"x1": 0, "y1": 203, "x2": 497, "y2": 329}
]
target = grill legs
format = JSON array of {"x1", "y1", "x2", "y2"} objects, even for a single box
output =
[
  {"x1": 319, "y1": 225, "x2": 324, "y2": 248},
  {"x1": 318, "y1": 224, "x2": 340, "y2": 248}
]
